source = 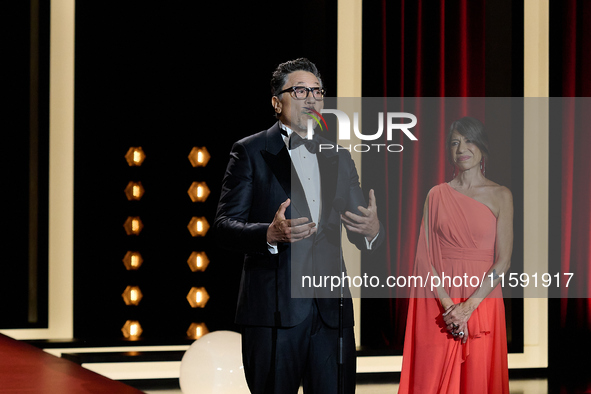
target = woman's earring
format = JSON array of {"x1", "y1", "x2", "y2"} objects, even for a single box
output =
[{"x1": 480, "y1": 158, "x2": 486, "y2": 176}]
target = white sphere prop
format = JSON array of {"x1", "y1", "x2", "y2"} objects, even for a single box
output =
[{"x1": 180, "y1": 330, "x2": 249, "y2": 394}]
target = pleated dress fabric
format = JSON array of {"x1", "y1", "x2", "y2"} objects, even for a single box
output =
[{"x1": 398, "y1": 183, "x2": 509, "y2": 394}]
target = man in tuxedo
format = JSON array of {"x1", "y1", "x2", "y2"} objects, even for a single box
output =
[{"x1": 214, "y1": 58, "x2": 383, "y2": 394}]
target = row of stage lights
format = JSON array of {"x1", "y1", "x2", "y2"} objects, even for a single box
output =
[{"x1": 120, "y1": 146, "x2": 212, "y2": 341}]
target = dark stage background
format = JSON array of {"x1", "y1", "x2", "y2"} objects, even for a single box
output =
[
  {"x1": 1, "y1": 1, "x2": 49, "y2": 330},
  {"x1": 72, "y1": 1, "x2": 338, "y2": 340},
  {"x1": 549, "y1": 0, "x2": 591, "y2": 392}
]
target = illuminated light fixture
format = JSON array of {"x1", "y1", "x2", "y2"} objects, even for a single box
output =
[
  {"x1": 122, "y1": 251, "x2": 143, "y2": 270},
  {"x1": 124, "y1": 216, "x2": 144, "y2": 235},
  {"x1": 121, "y1": 285, "x2": 143, "y2": 306},
  {"x1": 188, "y1": 147, "x2": 211, "y2": 167},
  {"x1": 125, "y1": 147, "x2": 146, "y2": 166},
  {"x1": 187, "y1": 216, "x2": 209, "y2": 237},
  {"x1": 124, "y1": 181, "x2": 145, "y2": 201},
  {"x1": 187, "y1": 181, "x2": 210, "y2": 203},
  {"x1": 186, "y1": 287, "x2": 210, "y2": 308},
  {"x1": 187, "y1": 251, "x2": 209, "y2": 272},
  {"x1": 121, "y1": 320, "x2": 143, "y2": 340},
  {"x1": 186, "y1": 322, "x2": 209, "y2": 340}
]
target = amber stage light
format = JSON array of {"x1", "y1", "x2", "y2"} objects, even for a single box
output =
[
  {"x1": 122, "y1": 251, "x2": 143, "y2": 270},
  {"x1": 187, "y1": 251, "x2": 210, "y2": 272},
  {"x1": 186, "y1": 322, "x2": 209, "y2": 340},
  {"x1": 188, "y1": 147, "x2": 211, "y2": 167},
  {"x1": 124, "y1": 216, "x2": 144, "y2": 235},
  {"x1": 121, "y1": 320, "x2": 143, "y2": 340},
  {"x1": 187, "y1": 216, "x2": 209, "y2": 237},
  {"x1": 186, "y1": 287, "x2": 210, "y2": 308},
  {"x1": 124, "y1": 181, "x2": 145, "y2": 201},
  {"x1": 187, "y1": 181, "x2": 210, "y2": 203},
  {"x1": 121, "y1": 285, "x2": 143, "y2": 306},
  {"x1": 125, "y1": 147, "x2": 146, "y2": 166}
]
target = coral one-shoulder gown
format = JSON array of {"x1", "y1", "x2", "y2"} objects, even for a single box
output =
[{"x1": 398, "y1": 183, "x2": 509, "y2": 393}]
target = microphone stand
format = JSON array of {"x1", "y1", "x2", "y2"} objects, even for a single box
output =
[
  {"x1": 332, "y1": 197, "x2": 346, "y2": 394},
  {"x1": 337, "y1": 208, "x2": 344, "y2": 394}
]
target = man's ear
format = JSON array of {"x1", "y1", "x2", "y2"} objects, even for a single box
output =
[{"x1": 271, "y1": 96, "x2": 282, "y2": 114}]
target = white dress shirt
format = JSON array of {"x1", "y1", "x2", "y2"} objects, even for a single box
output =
[{"x1": 268, "y1": 122, "x2": 378, "y2": 253}]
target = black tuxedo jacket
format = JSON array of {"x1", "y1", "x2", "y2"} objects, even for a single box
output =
[{"x1": 214, "y1": 123, "x2": 384, "y2": 329}]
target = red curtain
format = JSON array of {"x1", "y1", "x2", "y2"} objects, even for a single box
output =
[
  {"x1": 559, "y1": 0, "x2": 591, "y2": 330},
  {"x1": 381, "y1": 0, "x2": 485, "y2": 98},
  {"x1": 375, "y1": 0, "x2": 486, "y2": 349},
  {"x1": 364, "y1": 1, "x2": 591, "y2": 383},
  {"x1": 550, "y1": 2, "x2": 591, "y2": 391}
]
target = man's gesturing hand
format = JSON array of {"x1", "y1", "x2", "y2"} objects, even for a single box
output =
[
  {"x1": 266, "y1": 198, "x2": 317, "y2": 245},
  {"x1": 340, "y1": 189, "x2": 380, "y2": 242}
]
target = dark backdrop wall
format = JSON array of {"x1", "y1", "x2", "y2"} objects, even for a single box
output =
[
  {"x1": 1, "y1": 1, "x2": 49, "y2": 330},
  {"x1": 73, "y1": 1, "x2": 338, "y2": 341},
  {"x1": 548, "y1": 0, "x2": 591, "y2": 392}
]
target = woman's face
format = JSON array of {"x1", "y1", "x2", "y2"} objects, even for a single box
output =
[{"x1": 450, "y1": 130, "x2": 482, "y2": 172}]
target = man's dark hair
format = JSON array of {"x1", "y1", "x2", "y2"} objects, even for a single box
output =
[
  {"x1": 445, "y1": 116, "x2": 490, "y2": 166},
  {"x1": 270, "y1": 58, "x2": 323, "y2": 98}
]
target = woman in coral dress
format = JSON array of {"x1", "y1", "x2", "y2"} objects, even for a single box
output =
[{"x1": 398, "y1": 117, "x2": 513, "y2": 393}]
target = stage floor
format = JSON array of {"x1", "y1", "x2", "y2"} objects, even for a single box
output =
[
  {"x1": 140, "y1": 379, "x2": 550, "y2": 394},
  {"x1": 0, "y1": 334, "x2": 144, "y2": 394}
]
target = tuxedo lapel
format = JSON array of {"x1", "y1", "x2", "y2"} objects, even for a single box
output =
[{"x1": 260, "y1": 123, "x2": 311, "y2": 221}]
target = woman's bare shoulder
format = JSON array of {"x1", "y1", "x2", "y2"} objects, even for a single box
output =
[{"x1": 485, "y1": 181, "x2": 513, "y2": 207}]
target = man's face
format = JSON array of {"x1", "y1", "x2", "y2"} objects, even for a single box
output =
[{"x1": 272, "y1": 70, "x2": 324, "y2": 134}]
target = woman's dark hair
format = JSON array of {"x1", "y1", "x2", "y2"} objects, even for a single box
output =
[
  {"x1": 445, "y1": 116, "x2": 489, "y2": 166},
  {"x1": 270, "y1": 58, "x2": 323, "y2": 98}
]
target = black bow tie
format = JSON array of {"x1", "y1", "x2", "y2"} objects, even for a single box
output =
[{"x1": 282, "y1": 130, "x2": 320, "y2": 153}]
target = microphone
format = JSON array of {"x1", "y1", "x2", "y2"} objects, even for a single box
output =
[{"x1": 330, "y1": 197, "x2": 346, "y2": 237}]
